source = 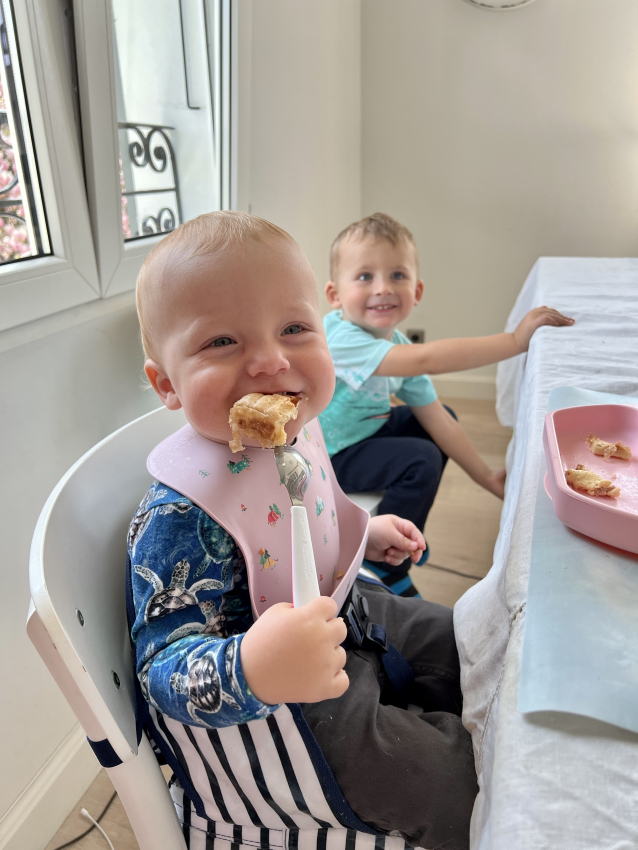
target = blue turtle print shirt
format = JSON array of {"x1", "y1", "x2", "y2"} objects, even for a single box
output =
[{"x1": 127, "y1": 481, "x2": 279, "y2": 728}]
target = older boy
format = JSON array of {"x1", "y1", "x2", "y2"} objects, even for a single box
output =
[
  {"x1": 321, "y1": 213, "x2": 574, "y2": 596},
  {"x1": 129, "y1": 212, "x2": 478, "y2": 850}
]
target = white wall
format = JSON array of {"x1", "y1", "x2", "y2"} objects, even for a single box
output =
[
  {"x1": 245, "y1": 0, "x2": 361, "y2": 313},
  {"x1": 361, "y1": 0, "x2": 638, "y2": 397},
  {"x1": 0, "y1": 3, "x2": 361, "y2": 847}
]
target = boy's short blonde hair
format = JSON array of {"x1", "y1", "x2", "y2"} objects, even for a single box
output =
[
  {"x1": 329, "y1": 212, "x2": 418, "y2": 280},
  {"x1": 136, "y1": 211, "x2": 295, "y2": 360}
]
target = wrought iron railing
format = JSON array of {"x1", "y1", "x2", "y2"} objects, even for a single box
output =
[{"x1": 118, "y1": 122, "x2": 182, "y2": 239}]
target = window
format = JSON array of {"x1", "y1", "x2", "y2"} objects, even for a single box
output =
[
  {"x1": 0, "y1": 0, "x2": 99, "y2": 331},
  {"x1": 113, "y1": 0, "x2": 225, "y2": 241},
  {"x1": 74, "y1": 0, "x2": 230, "y2": 297},
  {"x1": 0, "y1": 0, "x2": 231, "y2": 332},
  {"x1": 0, "y1": 0, "x2": 49, "y2": 264}
]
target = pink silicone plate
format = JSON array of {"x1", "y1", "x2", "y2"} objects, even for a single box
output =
[{"x1": 543, "y1": 404, "x2": 638, "y2": 554}]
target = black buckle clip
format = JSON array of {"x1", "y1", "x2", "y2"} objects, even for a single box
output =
[{"x1": 343, "y1": 582, "x2": 388, "y2": 653}]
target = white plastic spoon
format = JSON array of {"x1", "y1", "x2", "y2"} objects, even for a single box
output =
[{"x1": 274, "y1": 445, "x2": 320, "y2": 607}]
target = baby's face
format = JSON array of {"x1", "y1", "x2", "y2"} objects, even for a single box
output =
[
  {"x1": 326, "y1": 235, "x2": 423, "y2": 338},
  {"x1": 146, "y1": 238, "x2": 335, "y2": 446}
]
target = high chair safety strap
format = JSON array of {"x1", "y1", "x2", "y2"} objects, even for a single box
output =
[{"x1": 342, "y1": 582, "x2": 414, "y2": 706}]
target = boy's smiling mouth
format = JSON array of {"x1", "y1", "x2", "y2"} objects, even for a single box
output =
[{"x1": 367, "y1": 304, "x2": 397, "y2": 313}]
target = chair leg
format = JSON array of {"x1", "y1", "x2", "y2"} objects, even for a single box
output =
[{"x1": 106, "y1": 735, "x2": 187, "y2": 850}]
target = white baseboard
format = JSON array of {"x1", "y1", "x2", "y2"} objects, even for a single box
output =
[
  {"x1": 0, "y1": 724, "x2": 101, "y2": 850},
  {"x1": 432, "y1": 373, "x2": 496, "y2": 400}
]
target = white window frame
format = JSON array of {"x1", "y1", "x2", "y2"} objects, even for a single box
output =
[
  {"x1": 0, "y1": 0, "x2": 233, "y2": 337},
  {"x1": 73, "y1": 0, "x2": 232, "y2": 299},
  {"x1": 0, "y1": 0, "x2": 100, "y2": 333}
]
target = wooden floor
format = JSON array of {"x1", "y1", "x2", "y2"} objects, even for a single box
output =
[
  {"x1": 45, "y1": 769, "x2": 136, "y2": 850},
  {"x1": 46, "y1": 397, "x2": 510, "y2": 850}
]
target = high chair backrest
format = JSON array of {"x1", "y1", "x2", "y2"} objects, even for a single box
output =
[{"x1": 29, "y1": 405, "x2": 187, "y2": 761}]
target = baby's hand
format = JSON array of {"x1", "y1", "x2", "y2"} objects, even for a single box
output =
[
  {"x1": 240, "y1": 597, "x2": 348, "y2": 705},
  {"x1": 366, "y1": 514, "x2": 425, "y2": 566},
  {"x1": 513, "y1": 306, "x2": 574, "y2": 352}
]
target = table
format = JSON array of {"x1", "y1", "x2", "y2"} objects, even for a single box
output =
[{"x1": 453, "y1": 257, "x2": 638, "y2": 850}]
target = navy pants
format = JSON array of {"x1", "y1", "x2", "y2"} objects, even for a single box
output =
[{"x1": 331, "y1": 405, "x2": 456, "y2": 594}]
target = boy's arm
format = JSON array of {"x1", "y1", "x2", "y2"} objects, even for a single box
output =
[
  {"x1": 142, "y1": 631, "x2": 273, "y2": 727},
  {"x1": 130, "y1": 493, "x2": 347, "y2": 721},
  {"x1": 374, "y1": 306, "x2": 574, "y2": 377},
  {"x1": 412, "y1": 401, "x2": 506, "y2": 499},
  {"x1": 130, "y1": 495, "x2": 279, "y2": 728},
  {"x1": 142, "y1": 598, "x2": 348, "y2": 719}
]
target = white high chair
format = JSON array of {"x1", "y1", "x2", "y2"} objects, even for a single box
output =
[
  {"x1": 345, "y1": 491, "x2": 382, "y2": 516},
  {"x1": 27, "y1": 406, "x2": 383, "y2": 849},
  {"x1": 27, "y1": 406, "x2": 190, "y2": 850}
]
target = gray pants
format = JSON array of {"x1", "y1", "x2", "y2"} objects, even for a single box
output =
[{"x1": 301, "y1": 582, "x2": 477, "y2": 850}]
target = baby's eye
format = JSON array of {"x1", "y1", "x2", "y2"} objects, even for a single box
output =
[
  {"x1": 358, "y1": 273, "x2": 373, "y2": 282},
  {"x1": 390, "y1": 272, "x2": 406, "y2": 281},
  {"x1": 211, "y1": 336, "x2": 235, "y2": 348},
  {"x1": 282, "y1": 324, "x2": 303, "y2": 336}
]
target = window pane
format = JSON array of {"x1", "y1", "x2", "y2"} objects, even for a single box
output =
[
  {"x1": 112, "y1": 0, "x2": 222, "y2": 242},
  {"x1": 0, "y1": 0, "x2": 50, "y2": 264}
]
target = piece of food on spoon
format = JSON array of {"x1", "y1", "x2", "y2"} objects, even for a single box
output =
[
  {"x1": 586, "y1": 433, "x2": 632, "y2": 460},
  {"x1": 565, "y1": 464, "x2": 621, "y2": 498},
  {"x1": 229, "y1": 393, "x2": 300, "y2": 452}
]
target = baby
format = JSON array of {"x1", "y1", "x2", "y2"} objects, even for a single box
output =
[
  {"x1": 320, "y1": 213, "x2": 574, "y2": 595},
  {"x1": 128, "y1": 211, "x2": 478, "y2": 850}
]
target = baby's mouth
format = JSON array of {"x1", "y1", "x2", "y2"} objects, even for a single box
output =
[{"x1": 257, "y1": 390, "x2": 304, "y2": 399}]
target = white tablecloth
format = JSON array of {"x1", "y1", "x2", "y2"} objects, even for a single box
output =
[{"x1": 453, "y1": 258, "x2": 638, "y2": 850}]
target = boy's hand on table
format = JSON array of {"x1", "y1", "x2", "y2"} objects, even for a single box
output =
[
  {"x1": 484, "y1": 467, "x2": 506, "y2": 500},
  {"x1": 366, "y1": 514, "x2": 426, "y2": 566},
  {"x1": 513, "y1": 306, "x2": 574, "y2": 352},
  {"x1": 240, "y1": 596, "x2": 348, "y2": 705}
]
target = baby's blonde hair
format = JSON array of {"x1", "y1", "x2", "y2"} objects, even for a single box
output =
[
  {"x1": 329, "y1": 212, "x2": 418, "y2": 280},
  {"x1": 136, "y1": 211, "x2": 295, "y2": 360}
]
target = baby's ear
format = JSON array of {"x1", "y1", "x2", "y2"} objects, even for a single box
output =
[
  {"x1": 144, "y1": 360, "x2": 183, "y2": 411},
  {"x1": 414, "y1": 280, "x2": 424, "y2": 305},
  {"x1": 325, "y1": 280, "x2": 341, "y2": 307}
]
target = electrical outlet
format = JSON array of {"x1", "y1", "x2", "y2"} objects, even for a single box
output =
[{"x1": 406, "y1": 328, "x2": 425, "y2": 344}]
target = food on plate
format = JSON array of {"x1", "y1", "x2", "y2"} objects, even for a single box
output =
[
  {"x1": 565, "y1": 464, "x2": 621, "y2": 498},
  {"x1": 229, "y1": 393, "x2": 300, "y2": 452},
  {"x1": 586, "y1": 433, "x2": 632, "y2": 460}
]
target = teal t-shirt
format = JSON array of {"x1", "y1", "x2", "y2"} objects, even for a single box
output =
[{"x1": 319, "y1": 310, "x2": 438, "y2": 457}]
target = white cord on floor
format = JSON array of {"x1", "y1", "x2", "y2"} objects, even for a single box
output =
[{"x1": 80, "y1": 808, "x2": 115, "y2": 850}]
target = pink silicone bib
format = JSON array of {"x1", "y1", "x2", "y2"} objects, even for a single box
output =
[{"x1": 148, "y1": 419, "x2": 370, "y2": 618}]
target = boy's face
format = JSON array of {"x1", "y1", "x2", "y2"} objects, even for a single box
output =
[
  {"x1": 325, "y1": 235, "x2": 423, "y2": 338},
  {"x1": 145, "y1": 238, "x2": 335, "y2": 447}
]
